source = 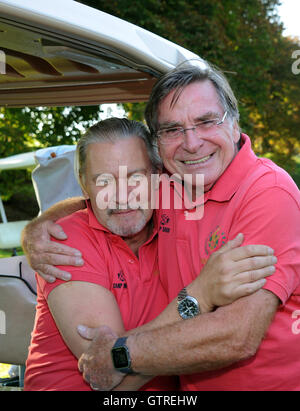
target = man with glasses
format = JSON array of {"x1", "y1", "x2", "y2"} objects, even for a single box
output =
[{"x1": 22, "y1": 62, "x2": 300, "y2": 390}]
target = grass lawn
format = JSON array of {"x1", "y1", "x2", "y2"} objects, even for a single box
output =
[{"x1": 0, "y1": 248, "x2": 23, "y2": 258}]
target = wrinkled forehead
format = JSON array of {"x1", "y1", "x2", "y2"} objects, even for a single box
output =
[
  {"x1": 157, "y1": 80, "x2": 223, "y2": 124},
  {"x1": 85, "y1": 138, "x2": 152, "y2": 176}
]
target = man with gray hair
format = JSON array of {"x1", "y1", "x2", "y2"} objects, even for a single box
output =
[
  {"x1": 77, "y1": 62, "x2": 300, "y2": 391},
  {"x1": 24, "y1": 117, "x2": 177, "y2": 390},
  {"x1": 22, "y1": 61, "x2": 300, "y2": 391},
  {"x1": 24, "y1": 116, "x2": 273, "y2": 391}
]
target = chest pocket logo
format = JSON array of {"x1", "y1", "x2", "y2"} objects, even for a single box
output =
[
  {"x1": 159, "y1": 214, "x2": 171, "y2": 233},
  {"x1": 113, "y1": 270, "x2": 127, "y2": 289},
  {"x1": 205, "y1": 226, "x2": 226, "y2": 255}
]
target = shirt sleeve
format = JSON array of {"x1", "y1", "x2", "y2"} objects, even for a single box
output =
[
  {"x1": 38, "y1": 268, "x2": 110, "y2": 300},
  {"x1": 230, "y1": 185, "x2": 300, "y2": 305}
]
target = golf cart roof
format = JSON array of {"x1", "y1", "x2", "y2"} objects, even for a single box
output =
[
  {"x1": 0, "y1": 151, "x2": 36, "y2": 171},
  {"x1": 0, "y1": 0, "x2": 205, "y2": 107}
]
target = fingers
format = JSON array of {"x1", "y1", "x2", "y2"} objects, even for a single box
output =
[
  {"x1": 80, "y1": 366, "x2": 123, "y2": 391},
  {"x1": 77, "y1": 325, "x2": 99, "y2": 340},
  {"x1": 205, "y1": 238, "x2": 277, "y2": 307},
  {"x1": 47, "y1": 221, "x2": 68, "y2": 240},
  {"x1": 33, "y1": 252, "x2": 83, "y2": 282},
  {"x1": 30, "y1": 220, "x2": 82, "y2": 257},
  {"x1": 234, "y1": 255, "x2": 277, "y2": 275},
  {"x1": 30, "y1": 244, "x2": 83, "y2": 275},
  {"x1": 236, "y1": 264, "x2": 276, "y2": 284},
  {"x1": 36, "y1": 265, "x2": 73, "y2": 282},
  {"x1": 230, "y1": 265, "x2": 275, "y2": 300},
  {"x1": 42, "y1": 240, "x2": 82, "y2": 258},
  {"x1": 37, "y1": 273, "x2": 57, "y2": 283},
  {"x1": 234, "y1": 278, "x2": 267, "y2": 299},
  {"x1": 216, "y1": 265, "x2": 275, "y2": 305},
  {"x1": 217, "y1": 233, "x2": 244, "y2": 254},
  {"x1": 34, "y1": 248, "x2": 84, "y2": 266},
  {"x1": 230, "y1": 244, "x2": 274, "y2": 261},
  {"x1": 77, "y1": 325, "x2": 122, "y2": 391},
  {"x1": 23, "y1": 219, "x2": 84, "y2": 283}
]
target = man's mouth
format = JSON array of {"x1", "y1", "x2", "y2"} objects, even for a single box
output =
[
  {"x1": 110, "y1": 208, "x2": 138, "y2": 215},
  {"x1": 183, "y1": 154, "x2": 213, "y2": 165}
]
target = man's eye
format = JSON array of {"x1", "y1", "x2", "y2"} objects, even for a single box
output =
[
  {"x1": 197, "y1": 119, "x2": 215, "y2": 127},
  {"x1": 165, "y1": 127, "x2": 180, "y2": 134},
  {"x1": 97, "y1": 178, "x2": 113, "y2": 186},
  {"x1": 131, "y1": 174, "x2": 144, "y2": 180}
]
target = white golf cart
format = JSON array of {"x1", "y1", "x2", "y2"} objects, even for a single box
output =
[{"x1": 0, "y1": 0, "x2": 204, "y2": 389}]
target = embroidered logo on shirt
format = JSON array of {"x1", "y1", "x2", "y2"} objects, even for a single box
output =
[
  {"x1": 205, "y1": 226, "x2": 226, "y2": 255},
  {"x1": 159, "y1": 214, "x2": 171, "y2": 233},
  {"x1": 113, "y1": 270, "x2": 127, "y2": 289}
]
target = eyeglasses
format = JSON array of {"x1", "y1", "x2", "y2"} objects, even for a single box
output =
[{"x1": 157, "y1": 111, "x2": 228, "y2": 144}]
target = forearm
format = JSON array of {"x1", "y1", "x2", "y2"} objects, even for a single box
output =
[
  {"x1": 126, "y1": 290, "x2": 278, "y2": 376},
  {"x1": 113, "y1": 375, "x2": 154, "y2": 391},
  {"x1": 125, "y1": 279, "x2": 212, "y2": 337},
  {"x1": 21, "y1": 196, "x2": 85, "y2": 249},
  {"x1": 20, "y1": 197, "x2": 86, "y2": 280},
  {"x1": 33, "y1": 196, "x2": 86, "y2": 223},
  {"x1": 127, "y1": 308, "x2": 237, "y2": 375},
  {"x1": 129, "y1": 239, "x2": 276, "y2": 337}
]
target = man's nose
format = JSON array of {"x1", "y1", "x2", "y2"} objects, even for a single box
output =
[
  {"x1": 116, "y1": 178, "x2": 130, "y2": 208},
  {"x1": 181, "y1": 128, "x2": 204, "y2": 152}
]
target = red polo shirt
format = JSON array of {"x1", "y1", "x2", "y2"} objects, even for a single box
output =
[
  {"x1": 25, "y1": 204, "x2": 176, "y2": 391},
  {"x1": 157, "y1": 134, "x2": 300, "y2": 390}
]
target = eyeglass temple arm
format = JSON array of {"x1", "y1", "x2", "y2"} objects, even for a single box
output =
[{"x1": 217, "y1": 111, "x2": 228, "y2": 125}]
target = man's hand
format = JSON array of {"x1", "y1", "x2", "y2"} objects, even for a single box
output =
[
  {"x1": 77, "y1": 325, "x2": 125, "y2": 391},
  {"x1": 21, "y1": 219, "x2": 83, "y2": 283},
  {"x1": 189, "y1": 233, "x2": 276, "y2": 312}
]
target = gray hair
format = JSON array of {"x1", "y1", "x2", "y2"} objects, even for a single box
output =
[
  {"x1": 145, "y1": 61, "x2": 240, "y2": 137},
  {"x1": 75, "y1": 117, "x2": 162, "y2": 185}
]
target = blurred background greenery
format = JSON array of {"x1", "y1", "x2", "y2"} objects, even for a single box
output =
[
  {"x1": 1, "y1": 0, "x2": 299, "y2": 222},
  {"x1": 0, "y1": 363, "x2": 10, "y2": 378}
]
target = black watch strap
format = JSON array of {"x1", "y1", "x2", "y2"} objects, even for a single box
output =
[
  {"x1": 113, "y1": 336, "x2": 128, "y2": 348},
  {"x1": 111, "y1": 337, "x2": 136, "y2": 374}
]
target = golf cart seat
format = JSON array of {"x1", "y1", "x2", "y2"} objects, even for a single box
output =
[{"x1": 0, "y1": 256, "x2": 36, "y2": 388}]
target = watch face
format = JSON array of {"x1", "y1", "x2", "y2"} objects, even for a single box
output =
[
  {"x1": 111, "y1": 347, "x2": 129, "y2": 369},
  {"x1": 178, "y1": 296, "x2": 199, "y2": 319}
]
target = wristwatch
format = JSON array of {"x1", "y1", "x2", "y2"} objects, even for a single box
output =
[
  {"x1": 177, "y1": 287, "x2": 200, "y2": 319},
  {"x1": 111, "y1": 337, "x2": 136, "y2": 374}
]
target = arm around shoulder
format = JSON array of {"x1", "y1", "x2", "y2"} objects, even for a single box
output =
[{"x1": 21, "y1": 197, "x2": 86, "y2": 282}]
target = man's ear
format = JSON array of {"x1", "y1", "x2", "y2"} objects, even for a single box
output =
[
  {"x1": 232, "y1": 120, "x2": 241, "y2": 144},
  {"x1": 80, "y1": 176, "x2": 89, "y2": 199},
  {"x1": 82, "y1": 191, "x2": 89, "y2": 200},
  {"x1": 157, "y1": 140, "x2": 162, "y2": 159}
]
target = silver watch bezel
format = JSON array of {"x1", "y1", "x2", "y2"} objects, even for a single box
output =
[{"x1": 177, "y1": 294, "x2": 200, "y2": 319}]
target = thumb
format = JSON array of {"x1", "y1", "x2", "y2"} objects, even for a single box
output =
[
  {"x1": 218, "y1": 233, "x2": 244, "y2": 254},
  {"x1": 47, "y1": 221, "x2": 68, "y2": 240},
  {"x1": 77, "y1": 325, "x2": 98, "y2": 340}
]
